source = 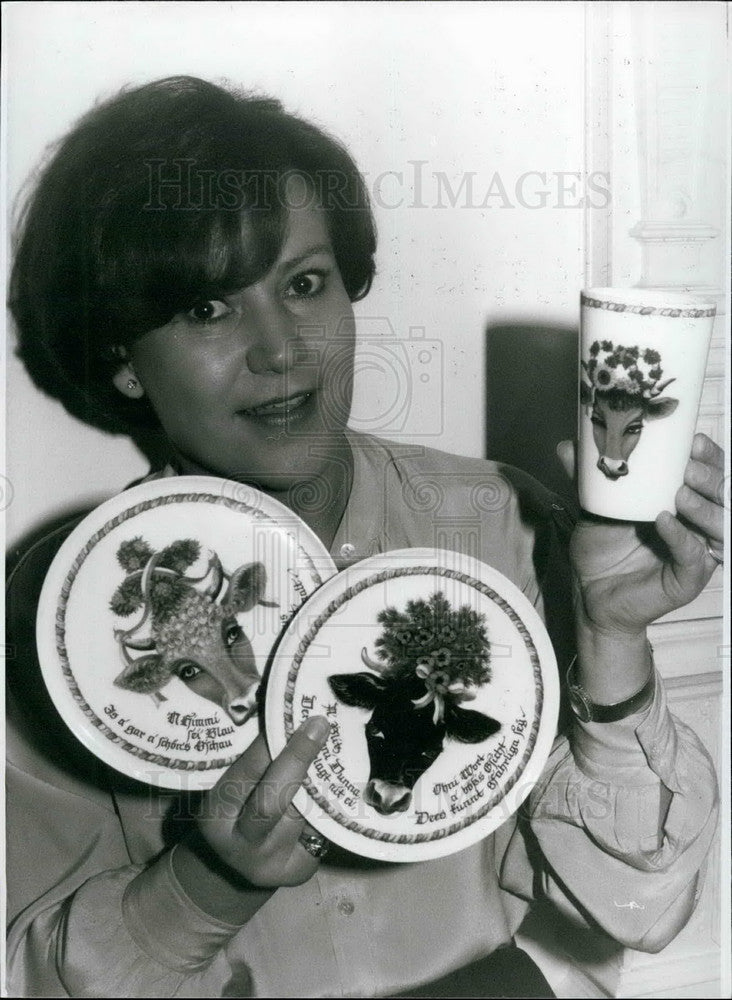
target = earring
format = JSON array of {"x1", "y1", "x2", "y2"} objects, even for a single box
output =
[{"x1": 112, "y1": 364, "x2": 144, "y2": 399}]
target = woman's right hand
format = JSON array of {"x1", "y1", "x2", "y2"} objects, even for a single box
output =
[{"x1": 171, "y1": 716, "x2": 330, "y2": 922}]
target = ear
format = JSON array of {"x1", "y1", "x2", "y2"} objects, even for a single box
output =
[
  {"x1": 328, "y1": 672, "x2": 386, "y2": 709},
  {"x1": 580, "y1": 380, "x2": 594, "y2": 406},
  {"x1": 224, "y1": 562, "x2": 277, "y2": 613},
  {"x1": 111, "y1": 351, "x2": 145, "y2": 400},
  {"x1": 645, "y1": 396, "x2": 679, "y2": 420},
  {"x1": 444, "y1": 706, "x2": 500, "y2": 744},
  {"x1": 114, "y1": 654, "x2": 171, "y2": 694}
]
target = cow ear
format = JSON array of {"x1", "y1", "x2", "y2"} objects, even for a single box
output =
[
  {"x1": 580, "y1": 380, "x2": 594, "y2": 406},
  {"x1": 224, "y1": 562, "x2": 276, "y2": 613},
  {"x1": 328, "y1": 672, "x2": 386, "y2": 709},
  {"x1": 114, "y1": 654, "x2": 171, "y2": 695},
  {"x1": 645, "y1": 396, "x2": 679, "y2": 420},
  {"x1": 444, "y1": 706, "x2": 500, "y2": 744}
]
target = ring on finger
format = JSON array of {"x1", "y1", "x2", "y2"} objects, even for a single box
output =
[
  {"x1": 705, "y1": 541, "x2": 724, "y2": 566},
  {"x1": 298, "y1": 829, "x2": 329, "y2": 859}
]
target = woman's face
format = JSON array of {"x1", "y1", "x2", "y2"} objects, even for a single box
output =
[{"x1": 123, "y1": 196, "x2": 356, "y2": 492}]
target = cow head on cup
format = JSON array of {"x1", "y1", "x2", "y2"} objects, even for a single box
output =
[{"x1": 581, "y1": 342, "x2": 678, "y2": 480}]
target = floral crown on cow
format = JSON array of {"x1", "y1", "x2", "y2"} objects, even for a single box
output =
[
  {"x1": 360, "y1": 592, "x2": 491, "y2": 723},
  {"x1": 583, "y1": 341, "x2": 674, "y2": 399},
  {"x1": 371, "y1": 592, "x2": 491, "y2": 682}
]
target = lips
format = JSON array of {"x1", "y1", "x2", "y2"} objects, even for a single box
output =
[{"x1": 240, "y1": 391, "x2": 315, "y2": 426}]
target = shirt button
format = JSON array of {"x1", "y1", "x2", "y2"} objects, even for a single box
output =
[
  {"x1": 337, "y1": 898, "x2": 355, "y2": 916},
  {"x1": 340, "y1": 543, "x2": 356, "y2": 559}
]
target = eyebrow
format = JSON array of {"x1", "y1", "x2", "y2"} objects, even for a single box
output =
[{"x1": 277, "y1": 243, "x2": 334, "y2": 274}]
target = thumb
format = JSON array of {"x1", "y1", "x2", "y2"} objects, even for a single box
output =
[{"x1": 556, "y1": 440, "x2": 576, "y2": 481}]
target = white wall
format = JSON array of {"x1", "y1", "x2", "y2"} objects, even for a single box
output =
[{"x1": 3, "y1": 0, "x2": 587, "y2": 548}]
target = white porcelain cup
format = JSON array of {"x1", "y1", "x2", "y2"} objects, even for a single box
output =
[{"x1": 578, "y1": 288, "x2": 716, "y2": 521}]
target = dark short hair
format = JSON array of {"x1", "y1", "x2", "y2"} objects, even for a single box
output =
[{"x1": 9, "y1": 76, "x2": 377, "y2": 433}]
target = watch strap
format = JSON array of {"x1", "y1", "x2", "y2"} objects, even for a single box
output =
[{"x1": 566, "y1": 653, "x2": 655, "y2": 723}]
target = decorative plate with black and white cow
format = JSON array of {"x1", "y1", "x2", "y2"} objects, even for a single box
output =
[
  {"x1": 265, "y1": 548, "x2": 559, "y2": 862},
  {"x1": 36, "y1": 476, "x2": 337, "y2": 790}
]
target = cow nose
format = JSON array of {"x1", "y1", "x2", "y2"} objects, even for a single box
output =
[
  {"x1": 365, "y1": 780, "x2": 412, "y2": 815},
  {"x1": 597, "y1": 457, "x2": 629, "y2": 479},
  {"x1": 227, "y1": 684, "x2": 259, "y2": 726}
]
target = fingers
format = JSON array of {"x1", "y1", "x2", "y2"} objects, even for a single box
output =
[
  {"x1": 690, "y1": 432, "x2": 723, "y2": 471},
  {"x1": 239, "y1": 716, "x2": 330, "y2": 840},
  {"x1": 656, "y1": 511, "x2": 707, "y2": 568},
  {"x1": 676, "y1": 484, "x2": 724, "y2": 544},
  {"x1": 654, "y1": 510, "x2": 717, "y2": 601},
  {"x1": 203, "y1": 734, "x2": 272, "y2": 821},
  {"x1": 556, "y1": 440, "x2": 576, "y2": 481},
  {"x1": 684, "y1": 457, "x2": 725, "y2": 505},
  {"x1": 679, "y1": 435, "x2": 725, "y2": 550}
]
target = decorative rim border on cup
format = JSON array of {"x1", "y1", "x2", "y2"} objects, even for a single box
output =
[{"x1": 581, "y1": 289, "x2": 716, "y2": 319}]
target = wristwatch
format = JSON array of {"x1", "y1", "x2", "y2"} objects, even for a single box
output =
[{"x1": 566, "y1": 653, "x2": 655, "y2": 723}]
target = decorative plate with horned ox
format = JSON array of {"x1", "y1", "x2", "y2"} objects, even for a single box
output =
[
  {"x1": 36, "y1": 476, "x2": 337, "y2": 790},
  {"x1": 265, "y1": 548, "x2": 559, "y2": 863}
]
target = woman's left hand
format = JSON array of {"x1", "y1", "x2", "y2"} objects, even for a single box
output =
[{"x1": 560, "y1": 433, "x2": 725, "y2": 637}]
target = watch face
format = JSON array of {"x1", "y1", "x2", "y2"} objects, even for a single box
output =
[
  {"x1": 265, "y1": 548, "x2": 560, "y2": 862},
  {"x1": 568, "y1": 686, "x2": 593, "y2": 723}
]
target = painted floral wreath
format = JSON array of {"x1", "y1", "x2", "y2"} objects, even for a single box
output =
[{"x1": 584, "y1": 340, "x2": 670, "y2": 398}]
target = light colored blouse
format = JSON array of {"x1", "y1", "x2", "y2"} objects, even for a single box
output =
[{"x1": 5, "y1": 433, "x2": 719, "y2": 998}]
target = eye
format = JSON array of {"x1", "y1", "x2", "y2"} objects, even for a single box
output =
[
  {"x1": 224, "y1": 621, "x2": 243, "y2": 647},
  {"x1": 366, "y1": 722, "x2": 385, "y2": 739},
  {"x1": 174, "y1": 660, "x2": 202, "y2": 681},
  {"x1": 285, "y1": 270, "x2": 327, "y2": 300},
  {"x1": 590, "y1": 415, "x2": 606, "y2": 428},
  {"x1": 186, "y1": 299, "x2": 232, "y2": 324},
  {"x1": 625, "y1": 422, "x2": 643, "y2": 436}
]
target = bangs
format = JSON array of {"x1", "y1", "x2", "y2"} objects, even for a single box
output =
[
  {"x1": 94, "y1": 196, "x2": 287, "y2": 342},
  {"x1": 10, "y1": 76, "x2": 377, "y2": 434}
]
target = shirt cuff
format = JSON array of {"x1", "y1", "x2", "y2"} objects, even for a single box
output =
[
  {"x1": 122, "y1": 847, "x2": 244, "y2": 973},
  {"x1": 570, "y1": 671, "x2": 684, "y2": 794}
]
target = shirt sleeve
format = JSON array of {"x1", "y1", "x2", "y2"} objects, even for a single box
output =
[
  {"x1": 497, "y1": 482, "x2": 720, "y2": 954},
  {"x1": 5, "y1": 701, "x2": 255, "y2": 998},
  {"x1": 5, "y1": 523, "x2": 249, "y2": 998}
]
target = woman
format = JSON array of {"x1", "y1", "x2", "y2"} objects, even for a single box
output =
[{"x1": 6, "y1": 76, "x2": 722, "y2": 997}]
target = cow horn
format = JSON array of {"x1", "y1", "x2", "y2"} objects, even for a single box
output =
[
  {"x1": 361, "y1": 647, "x2": 386, "y2": 672},
  {"x1": 186, "y1": 549, "x2": 224, "y2": 600},
  {"x1": 649, "y1": 377, "x2": 676, "y2": 397},
  {"x1": 115, "y1": 553, "x2": 166, "y2": 650}
]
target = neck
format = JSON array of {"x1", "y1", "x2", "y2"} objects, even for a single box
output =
[
  {"x1": 285, "y1": 457, "x2": 353, "y2": 550},
  {"x1": 171, "y1": 438, "x2": 353, "y2": 550}
]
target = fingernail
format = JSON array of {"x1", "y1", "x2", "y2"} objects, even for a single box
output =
[{"x1": 302, "y1": 716, "x2": 330, "y2": 742}]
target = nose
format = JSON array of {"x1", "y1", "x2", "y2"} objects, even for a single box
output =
[
  {"x1": 597, "y1": 457, "x2": 628, "y2": 479},
  {"x1": 227, "y1": 682, "x2": 259, "y2": 726},
  {"x1": 244, "y1": 301, "x2": 298, "y2": 375},
  {"x1": 364, "y1": 779, "x2": 412, "y2": 815}
]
